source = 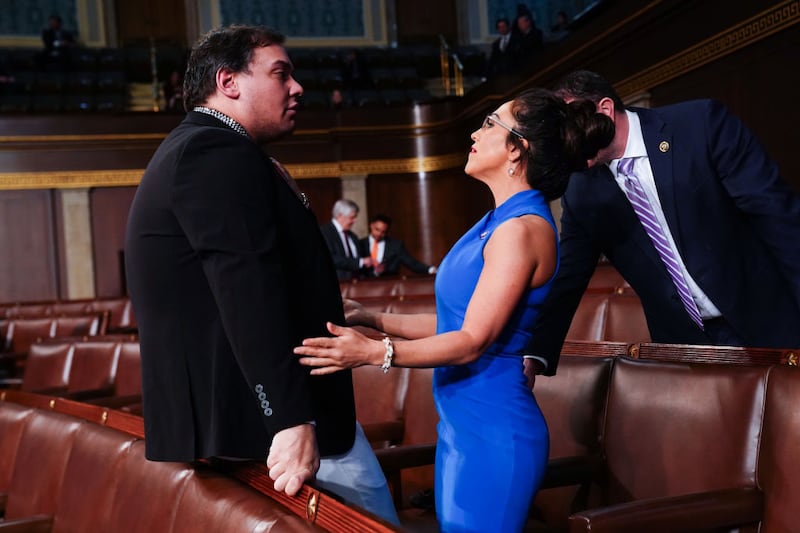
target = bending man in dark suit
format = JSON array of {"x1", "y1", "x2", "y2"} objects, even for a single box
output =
[
  {"x1": 124, "y1": 25, "x2": 397, "y2": 523},
  {"x1": 359, "y1": 214, "x2": 437, "y2": 276},
  {"x1": 319, "y1": 199, "x2": 375, "y2": 280},
  {"x1": 524, "y1": 70, "x2": 800, "y2": 378}
]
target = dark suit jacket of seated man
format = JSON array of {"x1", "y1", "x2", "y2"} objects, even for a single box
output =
[
  {"x1": 319, "y1": 198, "x2": 375, "y2": 280},
  {"x1": 358, "y1": 214, "x2": 436, "y2": 276}
]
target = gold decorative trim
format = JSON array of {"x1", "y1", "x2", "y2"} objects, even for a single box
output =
[
  {"x1": 0, "y1": 152, "x2": 468, "y2": 190},
  {"x1": 0, "y1": 134, "x2": 168, "y2": 143},
  {"x1": 616, "y1": 0, "x2": 799, "y2": 97},
  {"x1": 0, "y1": 170, "x2": 144, "y2": 190}
]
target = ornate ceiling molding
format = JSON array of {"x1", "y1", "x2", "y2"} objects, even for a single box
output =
[
  {"x1": 616, "y1": 0, "x2": 799, "y2": 97},
  {"x1": 0, "y1": 152, "x2": 468, "y2": 189}
]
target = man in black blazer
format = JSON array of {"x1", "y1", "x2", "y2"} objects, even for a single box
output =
[
  {"x1": 484, "y1": 18, "x2": 516, "y2": 79},
  {"x1": 319, "y1": 199, "x2": 375, "y2": 280},
  {"x1": 524, "y1": 70, "x2": 800, "y2": 378},
  {"x1": 359, "y1": 214, "x2": 437, "y2": 276},
  {"x1": 125, "y1": 25, "x2": 396, "y2": 522}
]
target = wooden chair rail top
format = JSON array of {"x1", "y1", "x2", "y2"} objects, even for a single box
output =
[{"x1": 0, "y1": 390, "x2": 399, "y2": 532}]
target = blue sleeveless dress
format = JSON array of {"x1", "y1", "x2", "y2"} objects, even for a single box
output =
[{"x1": 432, "y1": 189, "x2": 554, "y2": 532}]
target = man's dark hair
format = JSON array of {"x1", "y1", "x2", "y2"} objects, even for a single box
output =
[
  {"x1": 496, "y1": 18, "x2": 510, "y2": 28},
  {"x1": 183, "y1": 25, "x2": 285, "y2": 111},
  {"x1": 369, "y1": 214, "x2": 392, "y2": 226},
  {"x1": 553, "y1": 70, "x2": 625, "y2": 110}
]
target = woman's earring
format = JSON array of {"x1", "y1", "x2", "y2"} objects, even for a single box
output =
[{"x1": 508, "y1": 167, "x2": 515, "y2": 176}]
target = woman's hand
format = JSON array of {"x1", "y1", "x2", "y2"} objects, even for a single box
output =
[
  {"x1": 294, "y1": 322, "x2": 383, "y2": 375},
  {"x1": 343, "y1": 298, "x2": 376, "y2": 328}
]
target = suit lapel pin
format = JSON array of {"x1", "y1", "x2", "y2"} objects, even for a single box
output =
[{"x1": 659, "y1": 141, "x2": 670, "y2": 153}]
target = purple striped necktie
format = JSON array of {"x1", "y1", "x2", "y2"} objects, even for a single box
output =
[{"x1": 618, "y1": 158, "x2": 704, "y2": 330}]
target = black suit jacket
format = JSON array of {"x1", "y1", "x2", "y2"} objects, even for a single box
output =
[
  {"x1": 527, "y1": 100, "x2": 800, "y2": 374},
  {"x1": 485, "y1": 34, "x2": 517, "y2": 77},
  {"x1": 359, "y1": 236, "x2": 431, "y2": 276},
  {"x1": 125, "y1": 112, "x2": 356, "y2": 461},
  {"x1": 320, "y1": 221, "x2": 363, "y2": 280}
]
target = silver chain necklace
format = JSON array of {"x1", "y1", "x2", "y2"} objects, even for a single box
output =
[{"x1": 192, "y1": 106, "x2": 248, "y2": 137}]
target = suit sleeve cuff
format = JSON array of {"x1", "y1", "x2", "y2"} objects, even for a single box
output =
[{"x1": 523, "y1": 355, "x2": 548, "y2": 372}]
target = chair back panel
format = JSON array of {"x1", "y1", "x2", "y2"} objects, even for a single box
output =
[
  {"x1": 758, "y1": 366, "x2": 800, "y2": 532},
  {"x1": 67, "y1": 341, "x2": 121, "y2": 392},
  {"x1": 602, "y1": 358, "x2": 767, "y2": 503},
  {"x1": 53, "y1": 424, "x2": 137, "y2": 532},
  {"x1": 5, "y1": 410, "x2": 83, "y2": 519},
  {"x1": 116, "y1": 341, "x2": 142, "y2": 396},
  {"x1": 0, "y1": 403, "x2": 34, "y2": 492},
  {"x1": 565, "y1": 294, "x2": 608, "y2": 341},
  {"x1": 22, "y1": 343, "x2": 74, "y2": 392}
]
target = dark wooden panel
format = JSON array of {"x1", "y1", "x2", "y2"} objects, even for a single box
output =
[
  {"x1": 395, "y1": 0, "x2": 457, "y2": 45},
  {"x1": 648, "y1": 26, "x2": 800, "y2": 192},
  {"x1": 298, "y1": 178, "x2": 343, "y2": 225},
  {"x1": 115, "y1": 0, "x2": 186, "y2": 46},
  {"x1": 0, "y1": 190, "x2": 59, "y2": 302},
  {"x1": 367, "y1": 169, "x2": 493, "y2": 266},
  {"x1": 90, "y1": 187, "x2": 137, "y2": 298}
]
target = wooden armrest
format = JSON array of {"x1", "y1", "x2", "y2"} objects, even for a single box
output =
[
  {"x1": 540, "y1": 454, "x2": 603, "y2": 490},
  {"x1": 27, "y1": 386, "x2": 68, "y2": 396},
  {"x1": 85, "y1": 394, "x2": 142, "y2": 408},
  {"x1": 362, "y1": 421, "x2": 405, "y2": 446},
  {"x1": 374, "y1": 443, "x2": 436, "y2": 473},
  {"x1": 0, "y1": 514, "x2": 54, "y2": 533},
  {"x1": 568, "y1": 487, "x2": 763, "y2": 533},
  {"x1": 62, "y1": 385, "x2": 116, "y2": 401}
]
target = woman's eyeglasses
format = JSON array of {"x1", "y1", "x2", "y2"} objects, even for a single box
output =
[{"x1": 482, "y1": 114, "x2": 525, "y2": 139}]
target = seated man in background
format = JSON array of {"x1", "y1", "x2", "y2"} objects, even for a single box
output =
[
  {"x1": 320, "y1": 199, "x2": 375, "y2": 280},
  {"x1": 359, "y1": 214, "x2": 437, "y2": 277}
]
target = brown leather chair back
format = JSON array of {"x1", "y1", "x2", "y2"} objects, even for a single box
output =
[
  {"x1": 0, "y1": 402, "x2": 33, "y2": 493},
  {"x1": 353, "y1": 365, "x2": 408, "y2": 447},
  {"x1": 21, "y1": 343, "x2": 74, "y2": 392},
  {"x1": 67, "y1": 340, "x2": 121, "y2": 393},
  {"x1": 601, "y1": 357, "x2": 767, "y2": 503},
  {"x1": 758, "y1": 366, "x2": 800, "y2": 532},
  {"x1": 54, "y1": 423, "x2": 137, "y2": 531},
  {"x1": 4, "y1": 410, "x2": 83, "y2": 520},
  {"x1": 115, "y1": 341, "x2": 142, "y2": 396},
  {"x1": 565, "y1": 293, "x2": 608, "y2": 341}
]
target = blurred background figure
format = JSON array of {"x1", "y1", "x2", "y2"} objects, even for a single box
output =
[
  {"x1": 162, "y1": 70, "x2": 184, "y2": 112},
  {"x1": 359, "y1": 214, "x2": 437, "y2": 277},
  {"x1": 484, "y1": 18, "x2": 517, "y2": 79},
  {"x1": 41, "y1": 14, "x2": 75, "y2": 67}
]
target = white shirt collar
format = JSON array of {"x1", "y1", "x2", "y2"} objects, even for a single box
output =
[{"x1": 610, "y1": 109, "x2": 647, "y2": 175}]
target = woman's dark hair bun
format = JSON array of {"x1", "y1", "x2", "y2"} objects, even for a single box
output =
[
  {"x1": 508, "y1": 88, "x2": 615, "y2": 201},
  {"x1": 563, "y1": 99, "x2": 615, "y2": 172}
]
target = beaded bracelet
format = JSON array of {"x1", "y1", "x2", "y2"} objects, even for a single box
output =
[{"x1": 381, "y1": 336, "x2": 394, "y2": 374}]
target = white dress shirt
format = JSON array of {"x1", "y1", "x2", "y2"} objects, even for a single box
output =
[{"x1": 610, "y1": 110, "x2": 721, "y2": 319}]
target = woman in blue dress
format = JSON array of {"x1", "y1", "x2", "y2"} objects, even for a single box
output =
[{"x1": 295, "y1": 88, "x2": 614, "y2": 532}]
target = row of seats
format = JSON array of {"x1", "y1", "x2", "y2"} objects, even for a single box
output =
[
  {"x1": 0, "y1": 313, "x2": 110, "y2": 379},
  {"x1": 0, "y1": 296, "x2": 136, "y2": 332},
  {"x1": 1, "y1": 336, "x2": 141, "y2": 409},
  {"x1": 363, "y1": 342, "x2": 799, "y2": 530},
  {"x1": 0, "y1": 391, "x2": 394, "y2": 532}
]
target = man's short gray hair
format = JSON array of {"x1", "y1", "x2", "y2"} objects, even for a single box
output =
[{"x1": 332, "y1": 199, "x2": 359, "y2": 218}]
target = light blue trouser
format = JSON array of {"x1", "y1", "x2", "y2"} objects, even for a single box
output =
[{"x1": 317, "y1": 423, "x2": 400, "y2": 526}]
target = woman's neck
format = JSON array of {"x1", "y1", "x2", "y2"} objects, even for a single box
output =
[{"x1": 488, "y1": 177, "x2": 531, "y2": 208}]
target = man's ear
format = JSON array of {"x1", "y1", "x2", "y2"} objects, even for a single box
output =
[
  {"x1": 596, "y1": 96, "x2": 615, "y2": 119},
  {"x1": 216, "y1": 68, "x2": 239, "y2": 98}
]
